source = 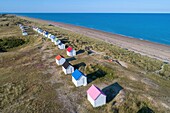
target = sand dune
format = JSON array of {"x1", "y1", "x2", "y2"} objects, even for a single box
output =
[{"x1": 20, "y1": 16, "x2": 170, "y2": 63}]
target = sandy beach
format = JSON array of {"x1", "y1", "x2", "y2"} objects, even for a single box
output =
[{"x1": 19, "y1": 16, "x2": 170, "y2": 63}]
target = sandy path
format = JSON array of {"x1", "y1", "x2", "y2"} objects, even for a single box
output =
[{"x1": 39, "y1": 40, "x2": 80, "y2": 112}]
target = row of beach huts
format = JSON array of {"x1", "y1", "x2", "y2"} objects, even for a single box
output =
[
  {"x1": 18, "y1": 24, "x2": 28, "y2": 36},
  {"x1": 32, "y1": 26, "x2": 107, "y2": 107}
]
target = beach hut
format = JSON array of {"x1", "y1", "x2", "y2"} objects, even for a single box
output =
[
  {"x1": 19, "y1": 24, "x2": 24, "y2": 28},
  {"x1": 58, "y1": 43, "x2": 65, "y2": 49},
  {"x1": 54, "y1": 38, "x2": 58, "y2": 44},
  {"x1": 54, "y1": 39, "x2": 61, "y2": 45},
  {"x1": 72, "y1": 69, "x2": 87, "y2": 87},
  {"x1": 38, "y1": 29, "x2": 43, "y2": 34},
  {"x1": 48, "y1": 34, "x2": 52, "y2": 39},
  {"x1": 36, "y1": 28, "x2": 39, "y2": 32},
  {"x1": 36, "y1": 28, "x2": 39, "y2": 31},
  {"x1": 66, "y1": 46, "x2": 76, "y2": 57},
  {"x1": 37, "y1": 29, "x2": 40, "y2": 33},
  {"x1": 43, "y1": 31, "x2": 49, "y2": 37},
  {"x1": 40, "y1": 30, "x2": 43, "y2": 34},
  {"x1": 19, "y1": 24, "x2": 22, "y2": 27},
  {"x1": 62, "y1": 61, "x2": 74, "y2": 74},
  {"x1": 45, "y1": 32, "x2": 49, "y2": 38},
  {"x1": 50, "y1": 35, "x2": 56, "y2": 42},
  {"x1": 38, "y1": 29, "x2": 41, "y2": 33},
  {"x1": 87, "y1": 84, "x2": 106, "y2": 107},
  {"x1": 42, "y1": 31, "x2": 46, "y2": 36},
  {"x1": 33, "y1": 27, "x2": 38, "y2": 32},
  {"x1": 33, "y1": 27, "x2": 36, "y2": 31},
  {"x1": 22, "y1": 32, "x2": 28, "y2": 36},
  {"x1": 55, "y1": 55, "x2": 66, "y2": 65},
  {"x1": 21, "y1": 28, "x2": 25, "y2": 32},
  {"x1": 20, "y1": 26, "x2": 24, "y2": 29},
  {"x1": 40, "y1": 30, "x2": 44, "y2": 35}
]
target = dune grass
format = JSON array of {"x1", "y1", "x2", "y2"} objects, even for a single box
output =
[
  {"x1": 42, "y1": 25, "x2": 168, "y2": 76},
  {"x1": 0, "y1": 15, "x2": 170, "y2": 113}
]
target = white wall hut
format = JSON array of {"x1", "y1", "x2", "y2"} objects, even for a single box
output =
[
  {"x1": 43, "y1": 31, "x2": 49, "y2": 37},
  {"x1": 58, "y1": 43, "x2": 65, "y2": 49},
  {"x1": 34, "y1": 27, "x2": 38, "y2": 32},
  {"x1": 42, "y1": 31, "x2": 46, "y2": 36},
  {"x1": 33, "y1": 27, "x2": 36, "y2": 31},
  {"x1": 66, "y1": 46, "x2": 76, "y2": 57},
  {"x1": 48, "y1": 34, "x2": 52, "y2": 39},
  {"x1": 54, "y1": 40, "x2": 61, "y2": 45},
  {"x1": 22, "y1": 32, "x2": 28, "y2": 36},
  {"x1": 18, "y1": 24, "x2": 22, "y2": 27},
  {"x1": 87, "y1": 84, "x2": 106, "y2": 107},
  {"x1": 44, "y1": 32, "x2": 49, "y2": 38},
  {"x1": 38, "y1": 29, "x2": 43, "y2": 34},
  {"x1": 50, "y1": 35, "x2": 56, "y2": 42},
  {"x1": 55, "y1": 55, "x2": 66, "y2": 65},
  {"x1": 21, "y1": 28, "x2": 25, "y2": 32},
  {"x1": 41, "y1": 30, "x2": 44, "y2": 35},
  {"x1": 35, "y1": 28, "x2": 39, "y2": 32},
  {"x1": 62, "y1": 61, "x2": 74, "y2": 75},
  {"x1": 72, "y1": 69, "x2": 87, "y2": 87}
]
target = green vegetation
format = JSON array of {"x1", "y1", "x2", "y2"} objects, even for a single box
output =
[
  {"x1": 0, "y1": 37, "x2": 26, "y2": 51},
  {"x1": 111, "y1": 92, "x2": 155, "y2": 113},
  {"x1": 85, "y1": 63, "x2": 116, "y2": 83},
  {"x1": 159, "y1": 64, "x2": 170, "y2": 78},
  {"x1": 0, "y1": 14, "x2": 170, "y2": 113},
  {"x1": 43, "y1": 25, "x2": 169, "y2": 78}
]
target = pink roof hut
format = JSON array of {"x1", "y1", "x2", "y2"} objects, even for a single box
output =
[{"x1": 87, "y1": 85, "x2": 106, "y2": 107}]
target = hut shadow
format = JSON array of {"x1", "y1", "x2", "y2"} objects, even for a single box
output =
[
  {"x1": 76, "y1": 49, "x2": 85, "y2": 55},
  {"x1": 137, "y1": 106, "x2": 155, "y2": 113},
  {"x1": 48, "y1": 24, "x2": 54, "y2": 26},
  {"x1": 60, "y1": 39, "x2": 69, "y2": 43},
  {"x1": 74, "y1": 62, "x2": 86, "y2": 69},
  {"x1": 86, "y1": 69, "x2": 107, "y2": 84},
  {"x1": 102, "y1": 82, "x2": 123, "y2": 103},
  {"x1": 0, "y1": 49, "x2": 7, "y2": 52},
  {"x1": 0, "y1": 45, "x2": 7, "y2": 52},
  {"x1": 27, "y1": 32, "x2": 34, "y2": 35},
  {"x1": 56, "y1": 35, "x2": 63, "y2": 39},
  {"x1": 66, "y1": 57, "x2": 76, "y2": 62},
  {"x1": 87, "y1": 50, "x2": 94, "y2": 55}
]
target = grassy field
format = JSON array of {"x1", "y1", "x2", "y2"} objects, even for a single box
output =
[{"x1": 0, "y1": 14, "x2": 170, "y2": 113}]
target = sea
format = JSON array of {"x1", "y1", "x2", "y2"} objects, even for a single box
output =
[{"x1": 14, "y1": 13, "x2": 170, "y2": 46}]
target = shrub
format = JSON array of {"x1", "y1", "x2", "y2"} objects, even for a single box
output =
[{"x1": 0, "y1": 37, "x2": 25, "y2": 51}]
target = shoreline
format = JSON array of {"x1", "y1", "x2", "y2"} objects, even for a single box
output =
[{"x1": 18, "y1": 15, "x2": 170, "y2": 63}]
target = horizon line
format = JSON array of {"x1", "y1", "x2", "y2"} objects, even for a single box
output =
[{"x1": 1, "y1": 12, "x2": 170, "y2": 14}]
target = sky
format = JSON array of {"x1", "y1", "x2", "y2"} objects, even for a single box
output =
[{"x1": 0, "y1": 0, "x2": 170, "y2": 13}]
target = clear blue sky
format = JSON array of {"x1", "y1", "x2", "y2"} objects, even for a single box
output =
[{"x1": 1, "y1": 0, "x2": 170, "y2": 13}]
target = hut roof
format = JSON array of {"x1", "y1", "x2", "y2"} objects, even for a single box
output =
[
  {"x1": 50, "y1": 35, "x2": 56, "y2": 39},
  {"x1": 72, "y1": 69, "x2": 84, "y2": 80},
  {"x1": 87, "y1": 85, "x2": 105, "y2": 100},
  {"x1": 62, "y1": 61, "x2": 70, "y2": 69},
  {"x1": 54, "y1": 38, "x2": 59, "y2": 41},
  {"x1": 45, "y1": 31, "x2": 48, "y2": 35},
  {"x1": 58, "y1": 42, "x2": 63, "y2": 46},
  {"x1": 56, "y1": 55, "x2": 64, "y2": 60},
  {"x1": 67, "y1": 46, "x2": 73, "y2": 52}
]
